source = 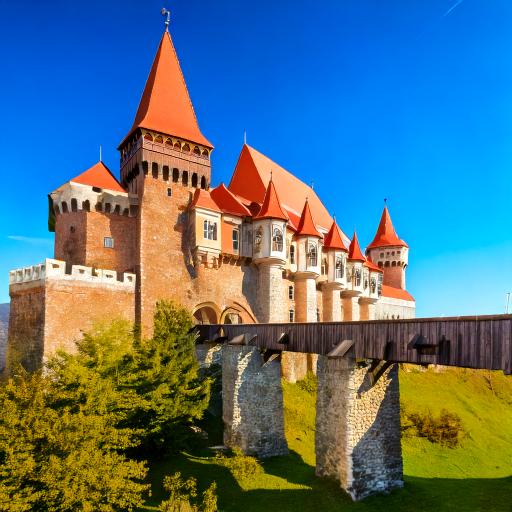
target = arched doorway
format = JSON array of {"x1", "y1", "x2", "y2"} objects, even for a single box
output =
[{"x1": 193, "y1": 303, "x2": 220, "y2": 324}]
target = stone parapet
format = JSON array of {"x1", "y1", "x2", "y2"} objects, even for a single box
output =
[
  {"x1": 315, "y1": 356, "x2": 403, "y2": 500},
  {"x1": 9, "y1": 259, "x2": 136, "y2": 290},
  {"x1": 222, "y1": 345, "x2": 288, "y2": 458}
]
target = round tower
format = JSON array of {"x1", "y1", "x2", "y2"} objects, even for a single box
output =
[{"x1": 366, "y1": 206, "x2": 408, "y2": 290}]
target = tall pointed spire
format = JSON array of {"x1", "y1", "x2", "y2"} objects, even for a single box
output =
[
  {"x1": 367, "y1": 206, "x2": 408, "y2": 249},
  {"x1": 254, "y1": 179, "x2": 288, "y2": 221},
  {"x1": 323, "y1": 220, "x2": 348, "y2": 251},
  {"x1": 296, "y1": 199, "x2": 322, "y2": 237},
  {"x1": 348, "y1": 231, "x2": 366, "y2": 262},
  {"x1": 127, "y1": 30, "x2": 212, "y2": 148}
]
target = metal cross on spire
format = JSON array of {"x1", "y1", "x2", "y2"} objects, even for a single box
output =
[{"x1": 161, "y1": 7, "x2": 171, "y2": 31}]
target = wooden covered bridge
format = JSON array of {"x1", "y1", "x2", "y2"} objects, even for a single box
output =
[{"x1": 194, "y1": 315, "x2": 512, "y2": 501}]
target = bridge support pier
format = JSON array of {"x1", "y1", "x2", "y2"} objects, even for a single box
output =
[
  {"x1": 222, "y1": 344, "x2": 288, "y2": 457},
  {"x1": 315, "y1": 355, "x2": 403, "y2": 500}
]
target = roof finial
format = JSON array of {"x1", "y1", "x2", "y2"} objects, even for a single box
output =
[
  {"x1": 269, "y1": 170, "x2": 273, "y2": 182},
  {"x1": 161, "y1": 7, "x2": 171, "y2": 31},
  {"x1": 310, "y1": 180, "x2": 314, "y2": 190},
  {"x1": 99, "y1": 144, "x2": 102, "y2": 162},
  {"x1": 384, "y1": 197, "x2": 388, "y2": 205},
  {"x1": 243, "y1": 129, "x2": 247, "y2": 145}
]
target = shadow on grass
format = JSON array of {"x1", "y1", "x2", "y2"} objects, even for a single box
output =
[{"x1": 141, "y1": 447, "x2": 512, "y2": 512}]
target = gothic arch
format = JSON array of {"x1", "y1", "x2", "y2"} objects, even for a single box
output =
[
  {"x1": 193, "y1": 302, "x2": 221, "y2": 324},
  {"x1": 221, "y1": 302, "x2": 256, "y2": 324}
]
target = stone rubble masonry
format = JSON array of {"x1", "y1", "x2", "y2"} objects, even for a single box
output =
[
  {"x1": 8, "y1": 259, "x2": 135, "y2": 372},
  {"x1": 196, "y1": 343, "x2": 223, "y2": 369},
  {"x1": 257, "y1": 263, "x2": 285, "y2": 323},
  {"x1": 315, "y1": 356, "x2": 403, "y2": 500},
  {"x1": 222, "y1": 345, "x2": 288, "y2": 458}
]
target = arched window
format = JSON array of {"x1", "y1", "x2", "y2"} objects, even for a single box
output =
[
  {"x1": 200, "y1": 176, "x2": 207, "y2": 189},
  {"x1": 155, "y1": 135, "x2": 163, "y2": 144},
  {"x1": 191, "y1": 173, "x2": 198, "y2": 188},
  {"x1": 307, "y1": 243, "x2": 317, "y2": 267},
  {"x1": 202, "y1": 149, "x2": 209, "y2": 159},
  {"x1": 172, "y1": 168, "x2": 179, "y2": 183},
  {"x1": 289, "y1": 245, "x2": 295, "y2": 264},
  {"x1": 71, "y1": 198, "x2": 78, "y2": 212},
  {"x1": 182, "y1": 171, "x2": 188, "y2": 186},
  {"x1": 289, "y1": 309, "x2": 295, "y2": 323},
  {"x1": 335, "y1": 256, "x2": 344, "y2": 279},
  {"x1": 193, "y1": 146, "x2": 201, "y2": 156},
  {"x1": 163, "y1": 166, "x2": 169, "y2": 181},
  {"x1": 272, "y1": 227, "x2": 283, "y2": 252},
  {"x1": 182, "y1": 143, "x2": 190, "y2": 153},
  {"x1": 174, "y1": 141, "x2": 181, "y2": 151},
  {"x1": 144, "y1": 133, "x2": 153, "y2": 141},
  {"x1": 165, "y1": 138, "x2": 173, "y2": 147},
  {"x1": 82, "y1": 200, "x2": 90, "y2": 212},
  {"x1": 61, "y1": 201, "x2": 68, "y2": 213}
]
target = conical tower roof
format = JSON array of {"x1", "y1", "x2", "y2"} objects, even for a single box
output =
[
  {"x1": 70, "y1": 161, "x2": 125, "y2": 193},
  {"x1": 254, "y1": 179, "x2": 288, "y2": 221},
  {"x1": 296, "y1": 200, "x2": 322, "y2": 237},
  {"x1": 124, "y1": 31, "x2": 211, "y2": 148},
  {"x1": 367, "y1": 206, "x2": 408, "y2": 249},
  {"x1": 348, "y1": 231, "x2": 366, "y2": 262},
  {"x1": 323, "y1": 220, "x2": 348, "y2": 251}
]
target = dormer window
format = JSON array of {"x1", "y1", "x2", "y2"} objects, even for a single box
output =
[
  {"x1": 307, "y1": 243, "x2": 317, "y2": 267},
  {"x1": 272, "y1": 227, "x2": 283, "y2": 252}
]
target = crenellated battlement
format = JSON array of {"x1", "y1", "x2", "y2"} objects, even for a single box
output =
[{"x1": 9, "y1": 259, "x2": 136, "y2": 289}]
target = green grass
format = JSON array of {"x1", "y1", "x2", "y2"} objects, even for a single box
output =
[{"x1": 140, "y1": 367, "x2": 512, "y2": 511}]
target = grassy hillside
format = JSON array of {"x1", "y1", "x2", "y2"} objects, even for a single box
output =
[{"x1": 141, "y1": 367, "x2": 512, "y2": 511}]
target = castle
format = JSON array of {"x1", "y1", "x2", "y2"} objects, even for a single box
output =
[{"x1": 7, "y1": 20, "x2": 414, "y2": 373}]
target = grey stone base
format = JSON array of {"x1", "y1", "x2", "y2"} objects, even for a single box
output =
[
  {"x1": 222, "y1": 345, "x2": 288, "y2": 458},
  {"x1": 315, "y1": 356, "x2": 403, "y2": 500}
]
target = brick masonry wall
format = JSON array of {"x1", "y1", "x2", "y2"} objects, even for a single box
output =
[
  {"x1": 54, "y1": 211, "x2": 87, "y2": 268},
  {"x1": 222, "y1": 345, "x2": 288, "y2": 457},
  {"x1": 315, "y1": 356, "x2": 403, "y2": 500}
]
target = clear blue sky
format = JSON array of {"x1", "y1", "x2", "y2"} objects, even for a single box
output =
[{"x1": 1, "y1": 0, "x2": 511, "y2": 317}]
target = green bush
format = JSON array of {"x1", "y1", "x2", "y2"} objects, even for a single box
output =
[
  {"x1": 215, "y1": 448, "x2": 262, "y2": 480},
  {"x1": 402, "y1": 406, "x2": 465, "y2": 448},
  {"x1": 296, "y1": 371, "x2": 317, "y2": 394},
  {"x1": 159, "y1": 472, "x2": 217, "y2": 512}
]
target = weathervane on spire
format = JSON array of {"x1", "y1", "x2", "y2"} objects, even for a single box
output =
[{"x1": 161, "y1": 7, "x2": 171, "y2": 31}]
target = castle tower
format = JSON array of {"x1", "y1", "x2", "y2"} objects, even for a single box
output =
[
  {"x1": 342, "y1": 232, "x2": 365, "y2": 321},
  {"x1": 322, "y1": 220, "x2": 348, "y2": 321},
  {"x1": 252, "y1": 179, "x2": 289, "y2": 322},
  {"x1": 294, "y1": 200, "x2": 322, "y2": 322},
  {"x1": 118, "y1": 26, "x2": 214, "y2": 331},
  {"x1": 366, "y1": 206, "x2": 408, "y2": 290}
]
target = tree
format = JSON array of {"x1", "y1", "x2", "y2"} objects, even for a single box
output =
[{"x1": 0, "y1": 371, "x2": 148, "y2": 512}]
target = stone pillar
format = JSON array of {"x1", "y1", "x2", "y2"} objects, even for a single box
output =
[
  {"x1": 359, "y1": 299, "x2": 377, "y2": 321},
  {"x1": 322, "y1": 284, "x2": 342, "y2": 322},
  {"x1": 295, "y1": 276, "x2": 317, "y2": 322},
  {"x1": 315, "y1": 356, "x2": 403, "y2": 501},
  {"x1": 342, "y1": 294, "x2": 360, "y2": 321},
  {"x1": 257, "y1": 263, "x2": 284, "y2": 323},
  {"x1": 222, "y1": 345, "x2": 288, "y2": 457}
]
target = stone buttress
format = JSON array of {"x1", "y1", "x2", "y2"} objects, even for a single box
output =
[
  {"x1": 222, "y1": 344, "x2": 288, "y2": 457},
  {"x1": 315, "y1": 355, "x2": 403, "y2": 500}
]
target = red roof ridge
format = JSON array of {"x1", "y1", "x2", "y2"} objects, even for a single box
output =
[
  {"x1": 122, "y1": 30, "x2": 212, "y2": 148},
  {"x1": 254, "y1": 179, "x2": 289, "y2": 221},
  {"x1": 323, "y1": 220, "x2": 348, "y2": 251},
  {"x1": 210, "y1": 183, "x2": 251, "y2": 217},
  {"x1": 70, "y1": 161, "x2": 126, "y2": 193},
  {"x1": 296, "y1": 199, "x2": 322, "y2": 237},
  {"x1": 367, "y1": 206, "x2": 408, "y2": 250},
  {"x1": 381, "y1": 285, "x2": 415, "y2": 302},
  {"x1": 348, "y1": 231, "x2": 366, "y2": 262},
  {"x1": 191, "y1": 188, "x2": 220, "y2": 213}
]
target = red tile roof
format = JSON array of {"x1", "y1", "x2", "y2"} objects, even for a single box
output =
[
  {"x1": 191, "y1": 188, "x2": 220, "y2": 213},
  {"x1": 367, "y1": 206, "x2": 408, "y2": 250},
  {"x1": 70, "y1": 161, "x2": 125, "y2": 193},
  {"x1": 323, "y1": 220, "x2": 348, "y2": 251},
  {"x1": 124, "y1": 31, "x2": 211, "y2": 148},
  {"x1": 229, "y1": 145, "x2": 332, "y2": 231},
  {"x1": 348, "y1": 232, "x2": 366, "y2": 262},
  {"x1": 254, "y1": 180, "x2": 289, "y2": 221},
  {"x1": 296, "y1": 200, "x2": 322, "y2": 237},
  {"x1": 364, "y1": 256, "x2": 383, "y2": 273},
  {"x1": 210, "y1": 184, "x2": 251, "y2": 217},
  {"x1": 381, "y1": 285, "x2": 415, "y2": 302}
]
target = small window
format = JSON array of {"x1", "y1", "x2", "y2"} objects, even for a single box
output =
[
  {"x1": 92, "y1": 186, "x2": 102, "y2": 193},
  {"x1": 288, "y1": 285, "x2": 294, "y2": 300},
  {"x1": 316, "y1": 308, "x2": 320, "y2": 322},
  {"x1": 167, "y1": 188, "x2": 172, "y2": 197},
  {"x1": 232, "y1": 228, "x2": 239, "y2": 251},
  {"x1": 307, "y1": 243, "x2": 317, "y2": 267},
  {"x1": 289, "y1": 245, "x2": 295, "y2": 264},
  {"x1": 335, "y1": 256, "x2": 344, "y2": 279},
  {"x1": 104, "y1": 237, "x2": 114, "y2": 249},
  {"x1": 203, "y1": 220, "x2": 217, "y2": 241},
  {"x1": 272, "y1": 227, "x2": 283, "y2": 252},
  {"x1": 289, "y1": 309, "x2": 295, "y2": 323}
]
